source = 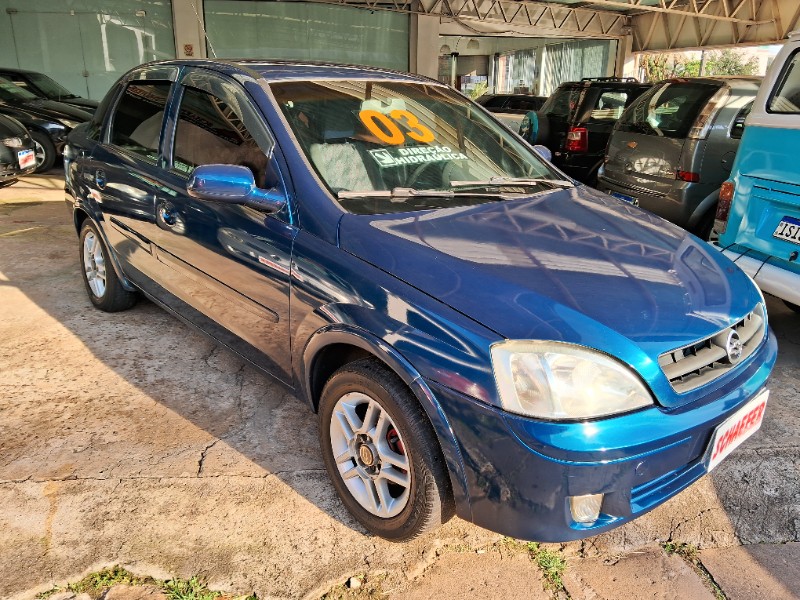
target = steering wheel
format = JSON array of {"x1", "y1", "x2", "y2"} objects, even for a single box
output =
[{"x1": 405, "y1": 160, "x2": 442, "y2": 188}]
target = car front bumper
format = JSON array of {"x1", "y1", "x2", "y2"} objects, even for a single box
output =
[{"x1": 430, "y1": 328, "x2": 778, "y2": 542}]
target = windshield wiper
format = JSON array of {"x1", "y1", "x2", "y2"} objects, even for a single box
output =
[
  {"x1": 450, "y1": 176, "x2": 574, "y2": 189},
  {"x1": 338, "y1": 187, "x2": 456, "y2": 200}
]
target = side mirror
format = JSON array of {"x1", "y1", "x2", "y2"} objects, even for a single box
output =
[
  {"x1": 533, "y1": 145, "x2": 552, "y2": 162},
  {"x1": 187, "y1": 164, "x2": 285, "y2": 213}
]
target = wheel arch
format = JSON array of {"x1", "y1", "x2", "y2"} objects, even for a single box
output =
[
  {"x1": 687, "y1": 186, "x2": 721, "y2": 232},
  {"x1": 73, "y1": 207, "x2": 137, "y2": 292},
  {"x1": 301, "y1": 324, "x2": 471, "y2": 513}
]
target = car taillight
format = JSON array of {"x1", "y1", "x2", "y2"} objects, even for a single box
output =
[
  {"x1": 715, "y1": 181, "x2": 735, "y2": 234},
  {"x1": 566, "y1": 127, "x2": 588, "y2": 152},
  {"x1": 676, "y1": 170, "x2": 700, "y2": 183}
]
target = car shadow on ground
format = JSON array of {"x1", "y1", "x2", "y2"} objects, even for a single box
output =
[{"x1": 0, "y1": 173, "x2": 374, "y2": 539}]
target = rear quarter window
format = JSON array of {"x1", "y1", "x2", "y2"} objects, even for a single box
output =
[
  {"x1": 588, "y1": 91, "x2": 629, "y2": 122},
  {"x1": 768, "y1": 50, "x2": 800, "y2": 113}
]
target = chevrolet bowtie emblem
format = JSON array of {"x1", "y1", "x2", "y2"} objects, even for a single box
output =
[{"x1": 627, "y1": 141, "x2": 638, "y2": 149}]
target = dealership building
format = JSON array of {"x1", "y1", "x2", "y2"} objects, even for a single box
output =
[{"x1": 1, "y1": 0, "x2": 797, "y2": 100}]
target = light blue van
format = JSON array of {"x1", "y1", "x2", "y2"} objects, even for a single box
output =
[{"x1": 715, "y1": 34, "x2": 800, "y2": 311}]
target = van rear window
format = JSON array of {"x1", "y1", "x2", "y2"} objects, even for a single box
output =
[
  {"x1": 769, "y1": 51, "x2": 800, "y2": 113},
  {"x1": 616, "y1": 82, "x2": 719, "y2": 139}
]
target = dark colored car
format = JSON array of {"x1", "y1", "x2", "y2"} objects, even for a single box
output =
[
  {"x1": 0, "y1": 67, "x2": 99, "y2": 113},
  {"x1": 599, "y1": 77, "x2": 760, "y2": 240},
  {"x1": 65, "y1": 60, "x2": 775, "y2": 543},
  {"x1": 476, "y1": 93, "x2": 547, "y2": 130},
  {"x1": 0, "y1": 77, "x2": 92, "y2": 172},
  {"x1": 0, "y1": 113, "x2": 36, "y2": 186},
  {"x1": 520, "y1": 77, "x2": 652, "y2": 185}
]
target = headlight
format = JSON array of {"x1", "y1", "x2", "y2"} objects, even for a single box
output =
[
  {"x1": 2, "y1": 137, "x2": 24, "y2": 148},
  {"x1": 490, "y1": 341, "x2": 654, "y2": 420}
]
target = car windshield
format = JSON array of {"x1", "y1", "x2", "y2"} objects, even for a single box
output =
[
  {"x1": 26, "y1": 72, "x2": 78, "y2": 99},
  {"x1": 270, "y1": 80, "x2": 566, "y2": 214},
  {"x1": 617, "y1": 81, "x2": 720, "y2": 139},
  {"x1": 0, "y1": 77, "x2": 38, "y2": 102}
]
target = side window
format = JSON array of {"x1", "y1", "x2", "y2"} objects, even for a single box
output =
[
  {"x1": 769, "y1": 51, "x2": 800, "y2": 113},
  {"x1": 730, "y1": 102, "x2": 753, "y2": 139},
  {"x1": 589, "y1": 91, "x2": 628, "y2": 122},
  {"x1": 172, "y1": 86, "x2": 269, "y2": 187},
  {"x1": 5, "y1": 75, "x2": 29, "y2": 90},
  {"x1": 109, "y1": 81, "x2": 171, "y2": 162}
]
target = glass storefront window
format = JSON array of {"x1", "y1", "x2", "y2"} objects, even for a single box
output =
[
  {"x1": 0, "y1": 0, "x2": 176, "y2": 100},
  {"x1": 205, "y1": 1, "x2": 409, "y2": 72}
]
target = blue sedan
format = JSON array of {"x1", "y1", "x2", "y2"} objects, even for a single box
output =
[{"x1": 64, "y1": 60, "x2": 776, "y2": 542}]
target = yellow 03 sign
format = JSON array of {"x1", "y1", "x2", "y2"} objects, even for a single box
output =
[{"x1": 358, "y1": 109, "x2": 435, "y2": 145}]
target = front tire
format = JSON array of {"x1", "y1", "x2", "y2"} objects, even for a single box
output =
[
  {"x1": 30, "y1": 131, "x2": 56, "y2": 173},
  {"x1": 319, "y1": 358, "x2": 453, "y2": 541},
  {"x1": 79, "y1": 221, "x2": 137, "y2": 312}
]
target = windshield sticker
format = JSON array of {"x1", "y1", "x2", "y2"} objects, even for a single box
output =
[
  {"x1": 358, "y1": 109, "x2": 435, "y2": 146},
  {"x1": 368, "y1": 145, "x2": 468, "y2": 168}
]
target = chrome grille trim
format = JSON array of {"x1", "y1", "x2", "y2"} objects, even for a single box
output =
[{"x1": 659, "y1": 304, "x2": 766, "y2": 394}]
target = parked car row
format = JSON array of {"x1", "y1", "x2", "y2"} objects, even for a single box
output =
[
  {"x1": 0, "y1": 69, "x2": 95, "y2": 180},
  {"x1": 519, "y1": 75, "x2": 761, "y2": 241}
]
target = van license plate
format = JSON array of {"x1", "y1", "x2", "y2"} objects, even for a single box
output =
[
  {"x1": 610, "y1": 191, "x2": 638, "y2": 206},
  {"x1": 706, "y1": 390, "x2": 768, "y2": 472},
  {"x1": 773, "y1": 216, "x2": 800, "y2": 245}
]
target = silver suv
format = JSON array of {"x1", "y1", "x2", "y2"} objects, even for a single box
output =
[{"x1": 597, "y1": 77, "x2": 760, "y2": 239}]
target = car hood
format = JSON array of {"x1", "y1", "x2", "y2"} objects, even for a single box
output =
[
  {"x1": 1, "y1": 99, "x2": 92, "y2": 124},
  {"x1": 339, "y1": 186, "x2": 761, "y2": 359}
]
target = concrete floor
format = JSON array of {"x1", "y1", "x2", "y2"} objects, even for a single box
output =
[{"x1": 1, "y1": 172, "x2": 798, "y2": 599}]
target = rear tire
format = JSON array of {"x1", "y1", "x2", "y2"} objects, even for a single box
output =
[
  {"x1": 79, "y1": 221, "x2": 137, "y2": 312},
  {"x1": 319, "y1": 358, "x2": 454, "y2": 541},
  {"x1": 30, "y1": 131, "x2": 56, "y2": 173}
]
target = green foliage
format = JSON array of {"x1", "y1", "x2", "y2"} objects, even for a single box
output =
[
  {"x1": 640, "y1": 48, "x2": 759, "y2": 82},
  {"x1": 163, "y1": 576, "x2": 221, "y2": 600},
  {"x1": 705, "y1": 48, "x2": 759, "y2": 76},
  {"x1": 37, "y1": 566, "x2": 156, "y2": 599},
  {"x1": 36, "y1": 568, "x2": 254, "y2": 600},
  {"x1": 499, "y1": 537, "x2": 567, "y2": 593},
  {"x1": 663, "y1": 542, "x2": 724, "y2": 600},
  {"x1": 468, "y1": 81, "x2": 489, "y2": 100}
]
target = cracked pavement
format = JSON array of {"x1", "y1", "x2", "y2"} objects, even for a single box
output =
[{"x1": 1, "y1": 173, "x2": 799, "y2": 599}]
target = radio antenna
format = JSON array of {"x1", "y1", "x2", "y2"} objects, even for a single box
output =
[{"x1": 190, "y1": 0, "x2": 217, "y2": 58}]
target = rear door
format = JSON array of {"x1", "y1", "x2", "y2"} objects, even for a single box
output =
[{"x1": 87, "y1": 66, "x2": 179, "y2": 286}]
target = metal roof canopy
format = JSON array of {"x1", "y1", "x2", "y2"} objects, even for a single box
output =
[{"x1": 309, "y1": 0, "x2": 799, "y2": 49}]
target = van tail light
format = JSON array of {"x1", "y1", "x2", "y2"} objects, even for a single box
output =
[
  {"x1": 715, "y1": 181, "x2": 735, "y2": 234},
  {"x1": 677, "y1": 170, "x2": 701, "y2": 183},
  {"x1": 566, "y1": 127, "x2": 589, "y2": 152}
]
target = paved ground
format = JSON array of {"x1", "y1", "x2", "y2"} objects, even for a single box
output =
[{"x1": 1, "y1": 172, "x2": 798, "y2": 600}]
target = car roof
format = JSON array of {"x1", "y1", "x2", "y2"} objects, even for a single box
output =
[
  {"x1": 657, "y1": 76, "x2": 763, "y2": 89},
  {"x1": 136, "y1": 59, "x2": 438, "y2": 85}
]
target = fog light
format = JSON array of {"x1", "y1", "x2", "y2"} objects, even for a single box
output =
[{"x1": 569, "y1": 493, "x2": 604, "y2": 524}]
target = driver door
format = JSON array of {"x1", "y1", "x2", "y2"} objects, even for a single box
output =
[{"x1": 147, "y1": 68, "x2": 296, "y2": 383}]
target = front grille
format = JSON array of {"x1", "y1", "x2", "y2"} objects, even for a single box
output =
[{"x1": 658, "y1": 304, "x2": 766, "y2": 394}]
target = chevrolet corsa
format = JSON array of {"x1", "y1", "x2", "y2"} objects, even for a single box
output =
[{"x1": 64, "y1": 60, "x2": 777, "y2": 542}]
